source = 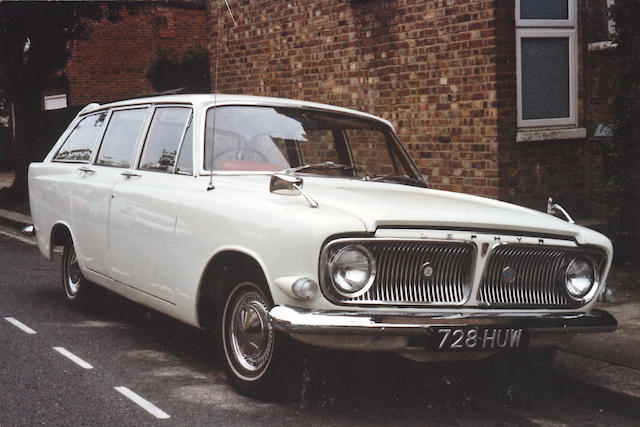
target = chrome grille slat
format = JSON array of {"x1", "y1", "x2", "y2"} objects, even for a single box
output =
[
  {"x1": 478, "y1": 245, "x2": 602, "y2": 308},
  {"x1": 328, "y1": 241, "x2": 475, "y2": 306}
]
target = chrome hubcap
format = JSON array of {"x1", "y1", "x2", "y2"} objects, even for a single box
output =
[
  {"x1": 228, "y1": 289, "x2": 273, "y2": 373},
  {"x1": 66, "y1": 249, "x2": 81, "y2": 296}
]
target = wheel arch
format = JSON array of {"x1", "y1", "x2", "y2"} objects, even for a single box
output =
[
  {"x1": 196, "y1": 249, "x2": 271, "y2": 329},
  {"x1": 49, "y1": 221, "x2": 73, "y2": 258}
]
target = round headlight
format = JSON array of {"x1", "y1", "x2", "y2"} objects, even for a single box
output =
[
  {"x1": 329, "y1": 244, "x2": 376, "y2": 297},
  {"x1": 565, "y1": 256, "x2": 596, "y2": 300}
]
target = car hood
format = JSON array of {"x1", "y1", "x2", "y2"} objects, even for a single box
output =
[{"x1": 300, "y1": 177, "x2": 587, "y2": 240}]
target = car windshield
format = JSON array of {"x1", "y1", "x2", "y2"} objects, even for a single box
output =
[{"x1": 204, "y1": 106, "x2": 426, "y2": 186}]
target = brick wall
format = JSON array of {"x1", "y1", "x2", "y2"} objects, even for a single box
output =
[
  {"x1": 496, "y1": 0, "x2": 616, "y2": 219},
  {"x1": 65, "y1": 4, "x2": 207, "y2": 106},
  {"x1": 207, "y1": 0, "x2": 501, "y2": 198}
]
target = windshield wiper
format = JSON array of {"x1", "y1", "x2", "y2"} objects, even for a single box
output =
[
  {"x1": 363, "y1": 174, "x2": 428, "y2": 187},
  {"x1": 282, "y1": 161, "x2": 353, "y2": 174}
]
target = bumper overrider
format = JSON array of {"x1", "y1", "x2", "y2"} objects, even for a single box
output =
[{"x1": 269, "y1": 306, "x2": 617, "y2": 358}]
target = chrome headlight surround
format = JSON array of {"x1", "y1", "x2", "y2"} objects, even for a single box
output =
[
  {"x1": 327, "y1": 244, "x2": 377, "y2": 298},
  {"x1": 563, "y1": 255, "x2": 600, "y2": 302}
]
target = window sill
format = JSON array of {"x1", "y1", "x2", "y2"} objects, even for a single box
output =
[{"x1": 516, "y1": 127, "x2": 587, "y2": 143}]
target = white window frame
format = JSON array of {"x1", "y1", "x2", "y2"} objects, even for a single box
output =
[
  {"x1": 516, "y1": 0, "x2": 578, "y2": 129},
  {"x1": 516, "y1": 29, "x2": 578, "y2": 128},
  {"x1": 515, "y1": 0, "x2": 576, "y2": 27}
]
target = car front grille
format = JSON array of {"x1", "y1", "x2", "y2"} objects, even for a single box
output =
[
  {"x1": 477, "y1": 245, "x2": 605, "y2": 308},
  {"x1": 321, "y1": 236, "x2": 607, "y2": 308},
  {"x1": 323, "y1": 240, "x2": 475, "y2": 306}
]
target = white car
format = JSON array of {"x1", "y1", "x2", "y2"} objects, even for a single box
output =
[{"x1": 28, "y1": 94, "x2": 616, "y2": 397}]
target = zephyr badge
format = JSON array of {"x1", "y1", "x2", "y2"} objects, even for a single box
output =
[{"x1": 502, "y1": 266, "x2": 517, "y2": 283}]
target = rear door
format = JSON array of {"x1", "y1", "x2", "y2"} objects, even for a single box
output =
[{"x1": 71, "y1": 106, "x2": 150, "y2": 276}]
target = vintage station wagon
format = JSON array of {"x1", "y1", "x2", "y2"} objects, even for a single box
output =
[{"x1": 28, "y1": 94, "x2": 616, "y2": 396}]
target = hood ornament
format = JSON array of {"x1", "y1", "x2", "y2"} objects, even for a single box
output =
[{"x1": 547, "y1": 197, "x2": 574, "y2": 224}]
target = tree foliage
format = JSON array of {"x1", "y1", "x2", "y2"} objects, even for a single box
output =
[
  {"x1": 0, "y1": 2, "x2": 130, "y2": 201},
  {"x1": 146, "y1": 45, "x2": 211, "y2": 93},
  {"x1": 605, "y1": 0, "x2": 640, "y2": 264}
]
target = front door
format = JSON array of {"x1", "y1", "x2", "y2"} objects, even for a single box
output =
[{"x1": 107, "y1": 106, "x2": 193, "y2": 304}]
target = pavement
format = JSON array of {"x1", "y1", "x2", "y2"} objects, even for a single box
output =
[{"x1": 1, "y1": 170, "x2": 638, "y2": 404}]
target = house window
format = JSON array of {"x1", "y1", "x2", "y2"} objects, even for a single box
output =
[{"x1": 516, "y1": 0, "x2": 577, "y2": 128}]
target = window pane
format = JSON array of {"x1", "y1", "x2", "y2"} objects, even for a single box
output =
[
  {"x1": 54, "y1": 112, "x2": 107, "y2": 162},
  {"x1": 521, "y1": 37, "x2": 570, "y2": 120},
  {"x1": 96, "y1": 108, "x2": 147, "y2": 168},
  {"x1": 176, "y1": 121, "x2": 193, "y2": 175},
  {"x1": 203, "y1": 106, "x2": 419, "y2": 181},
  {"x1": 298, "y1": 130, "x2": 340, "y2": 166},
  {"x1": 520, "y1": 0, "x2": 568, "y2": 20},
  {"x1": 139, "y1": 107, "x2": 191, "y2": 173},
  {"x1": 346, "y1": 129, "x2": 398, "y2": 177},
  {"x1": 204, "y1": 107, "x2": 293, "y2": 171}
]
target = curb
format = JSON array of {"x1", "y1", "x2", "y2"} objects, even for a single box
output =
[
  {"x1": 0, "y1": 208, "x2": 32, "y2": 230},
  {"x1": 555, "y1": 350, "x2": 640, "y2": 402}
]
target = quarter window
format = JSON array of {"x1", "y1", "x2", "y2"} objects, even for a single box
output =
[
  {"x1": 516, "y1": 0, "x2": 577, "y2": 128},
  {"x1": 139, "y1": 107, "x2": 191, "y2": 173},
  {"x1": 96, "y1": 108, "x2": 148, "y2": 168},
  {"x1": 53, "y1": 112, "x2": 107, "y2": 163}
]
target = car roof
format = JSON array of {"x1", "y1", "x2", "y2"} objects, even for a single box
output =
[{"x1": 79, "y1": 94, "x2": 394, "y2": 129}]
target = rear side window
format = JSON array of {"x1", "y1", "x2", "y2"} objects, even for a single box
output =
[
  {"x1": 96, "y1": 108, "x2": 148, "y2": 168},
  {"x1": 139, "y1": 107, "x2": 191, "y2": 173},
  {"x1": 53, "y1": 112, "x2": 107, "y2": 162},
  {"x1": 175, "y1": 119, "x2": 193, "y2": 175}
]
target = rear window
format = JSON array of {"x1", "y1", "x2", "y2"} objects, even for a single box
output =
[
  {"x1": 53, "y1": 112, "x2": 107, "y2": 163},
  {"x1": 96, "y1": 108, "x2": 148, "y2": 168}
]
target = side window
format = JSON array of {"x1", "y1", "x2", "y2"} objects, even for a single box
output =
[
  {"x1": 139, "y1": 107, "x2": 191, "y2": 173},
  {"x1": 96, "y1": 108, "x2": 148, "y2": 168},
  {"x1": 175, "y1": 120, "x2": 193, "y2": 175},
  {"x1": 53, "y1": 112, "x2": 107, "y2": 162}
]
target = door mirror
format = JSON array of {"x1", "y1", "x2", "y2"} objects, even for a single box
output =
[{"x1": 270, "y1": 173, "x2": 303, "y2": 195}]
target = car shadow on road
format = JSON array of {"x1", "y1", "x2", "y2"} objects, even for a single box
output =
[{"x1": 79, "y1": 287, "x2": 547, "y2": 396}]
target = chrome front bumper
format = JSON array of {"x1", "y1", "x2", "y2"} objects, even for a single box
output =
[{"x1": 269, "y1": 306, "x2": 617, "y2": 357}]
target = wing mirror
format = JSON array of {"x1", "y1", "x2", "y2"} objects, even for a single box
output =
[
  {"x1": 270, "y1": 173, "x2": 303, "y2": 195},
  {"x1": 270, "y1": 173, "x2": 318, "y2": 208}
]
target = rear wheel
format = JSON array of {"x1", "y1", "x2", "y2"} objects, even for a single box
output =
[
  {"x1": 219, "y1": 278, "x2": 302, "y2": 398},
  {"x1": 62, "y1": 239, "x2": 92, "y2": 305}
]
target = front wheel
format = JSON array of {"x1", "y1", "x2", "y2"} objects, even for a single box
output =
[
  {"x1": 61, "y1": 239, "x2": 92, "y2": 305},
  {"x1": 219, "y1": 280, "x2": 301, "y2": 398}
]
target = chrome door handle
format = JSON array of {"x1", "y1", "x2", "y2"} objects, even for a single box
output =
[
  {"x1": 121, "y1": 170, "x2": 141, "y2": 178},
  {"x1": 78, "y1": 166, "x2": 95, "y2": 174}
]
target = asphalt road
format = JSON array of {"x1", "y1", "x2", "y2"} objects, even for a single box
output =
[{"x1": 1, "y1": 229, "x2": 639, "y2": 426}]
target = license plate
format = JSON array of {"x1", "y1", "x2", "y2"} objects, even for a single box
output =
[{"x1": 429, "y1": 327, "x2": 527, "y2": 351}]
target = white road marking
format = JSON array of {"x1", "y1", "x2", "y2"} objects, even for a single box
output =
[
  {"x1": 4, "y1": 317, "x2": 37, "y2": 334},
  {"x1": 114, "y1": 386, "x2": 170, "y2": 419},
  {"x1": 53, "y1": 347, "x2": 94, "y2": 369}
]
